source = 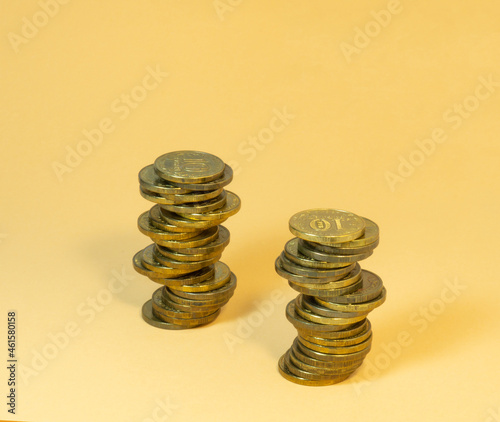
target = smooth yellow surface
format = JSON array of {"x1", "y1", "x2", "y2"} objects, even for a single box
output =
[{"x1": 1, "y1": 1, "x2": 499, "y2": 421}]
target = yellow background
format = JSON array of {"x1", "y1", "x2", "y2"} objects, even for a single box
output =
[{"x1": 1, "y1": 1, "x2": 499, "y2": 421}]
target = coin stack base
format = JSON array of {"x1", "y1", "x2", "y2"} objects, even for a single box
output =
[
  {"x1": 276, "y1": 209, "x2": 386, "y2": 385},
  {"x1": 133, "y1": 151, "x2": 241, "y2": 329}
]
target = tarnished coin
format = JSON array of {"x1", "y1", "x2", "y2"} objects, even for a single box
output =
[
  {"x1": 289, "y1": 209, "x2": 365, "y2": 244},
  {"x1": 154, "y1": 151, "x2": 225, "y2": 184},
  {"x1": 152, "y1": 289, "x2": 215, "y2": 320},
  {"x1": 284, "y1": 238, "x2": 352, "y2": 269},
  {"x1": 160, "y1": 191, "x2": 227, "y2": 214},
  {"x1": 298, "y1": 239, "x2": 373, "y2": 263},
  {"x1": 138, "y1": 211, "x2": 201, "y2": 240},
  {"x1": 140, "y1": 187, "x2": 184, "y2": 205},
  {"x1": 160, "y1": 208, "x2": 228, "y2": 229},
  {"x1": 142, "y1": 299, "x2": 190, "y2": 330},
  {"x1": 153, "y1": 226, "x2": 219, "y2": 249},
  {"x1": 162, "y1": 294, "x2": 222, "y2": 314},
  {"x1": 155, "y1": 245, "x2": 222, "y2": 262},
  {"x1": 168, "y1": 164, "x2": 233, "y2": 191},
  {"x1": 317, "y1": 217, "x2": 379, "y2": 248},
  {"x1": 149, "y1": 206, "x2": 201, "y2": 233},
  {"x1": 327, "y1": 270, "x2": 384, "y2": 304},
  {"x1": 300, "y1": 321, "x2": 372, "y2": 348},
  {"x1": 139, "y1": 165, "x2": 191, "y2": 195},
  {"x1": 158, "y1": 188, "x2": 223, "y2": 204},
  {"x1": 300, "y1": 295, "x2": 369, "y2": 319},
  {"x1": 173, "y1": 226, "x2": 230, "y2": 255},
  {"x1": 278, "y1": 353, "x2": 351, "y2": 386},
  {"x1": 316, "y1": 288, "x2": 387, "y2": 312},
  {"x1": 283, "y1": 350, "x2": 354, "y2": 382},
  {"x1": 289, "y1": 347, "x2": 363, "y2": 375},
  {"x1": 294, "y1": 296, "x2": 366, "y2": 325},
  {"x1": 304, "y1": 237, "x2": 379, "y2": 255},
  {"x1": 164, "y1": 284, "x2": 234, "y2": 307},
  {"x1": 153, "y1": 248, "x2": 221, "y2": 270},
  {"x1": 179, "y1": 191, "x2": 241, "y2": 221},
  {"x1": 167, "y1": 271, "x2": 236, "y2": 301},
  {"x1": 285, "y1": 301, "x2": 357, "y2": 333},
  {"x1": 276, "y1": 256, "x2": 357, "y2": 285},
  {"x1": 279, "y1": 253, "x2": 355, "y2": 281},
  {"x1": 169, "y1": 262, "x2": 231, "y2": 293},
  {"x1": 141, "y1": 245, "x2": 194, "y2": 277}
]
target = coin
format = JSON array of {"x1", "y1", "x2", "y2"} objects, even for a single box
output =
[
  {"x1": 284, "y1": 238, "x2": 352, "y2": 269},
  {"x1": 179, "y1": 191, "x2": 241, "y2": 221},
  {"x1": 299, "y1": 321, "x2": 372, "y2": 347},
  {"x1": 289, "y1": 347, "x2": 363, "y2": 375},
  {"x1": 298, "y1": 239, "x2": 373, "y2": 263},
  {"x1": 164, "y1": 286, "x2": 234, "y2": 307},
  {"x1": 316, "y1": 217, "x2": 379, "y2": 248},
  {"x1": 283, "y1": 350, "x2": 354, "y2": 381},
  {"x1": 304, "y1": 237, "x2": 379, "y2": 255},
  {"x1": 291, "y1": 338, "x2": 366, "y2": 368},
  {"x1": 326, "y1": 270, "x2": 384, "y2": 304},
  {"x1": 141, "y1": 245, "x2": 194, "y2": 277},
  {"x1": 147, "y1": 265, "x2": 216, "y2": 287},
  {"x1": 300, "y1": 295, "x2": 369, "y2": 319},
  {"x1": 295, "y1": 337, "x2": 371, "y2": 363},
  {"x1": 167, "y1": 272, "x2": 236, "y2": 301},
  {"x1": 294, "y1": 296, "x2": 366, "y2": 326},
  {"x1": 153, "y1": 226, "x2": 219, "y2": 249},
  {"x1": 142, "y1": 299, "x2": 190, "y2": 330},
  {"x1": 152, "y1": 289, "x2": 216, "y2": 320},
  {"x1": 173, "y1": 226, "x2": 230, "y2": 255},
  {"x1": 139, "y1": 164, "x2": 191, "y2": 195},
  {"x1": 316, "y1": 288, "x2": 387, "y2": 312},
  {"x1": 160, "y1": 191, "x2": 227, "y2": 214},
  {"x1": 169, "y1": 262, "x2": 231, "y2": 293},
  {"x1": 138, "y1": 211, "x2": 201, "y2": 240},
  {"x1": 289, "y1": 209, "x2": 365, "y2": 244},
  {"x1": 154, "y1": 151, "x2": 225, "y2": 184},
  {"x1": 288, "y1": 277, "x2": 363, "y2": 298},
  {"x1": 285, "y1": 301, "x2": 356, "y2": 333},
  {"x1": 155, "y1": 245, "x2": 223, "y2": 262},
  {"x1": 168, "y1": 164, "x2": 233, "y2": 191},
  {"x1": 298, "y1": 333, "x2": 372, "y2": 355},
  {"x1": 160, "y1": 208, "x2": 228, "y2": 229},
  {"x1": 153, "y1": 248, "x2": 222, "y2": 270},
  {"x1": 148, "y1": 206, "x2": 201, "y2": 233},
  {"x1": 158, "y1": 188, "x2": 224, "y2": 204},
  {"x1": 279, "y1": 253, "x2": 355, "y2": 281},
  {"x1": 295, "y1": 319, "x2": 368, "y2": 340}
]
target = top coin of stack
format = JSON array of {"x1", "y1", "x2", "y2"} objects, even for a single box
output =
[
  {"x1": 276, "y1": 209, "x2": 385, "y2": 386},
  {"x1": 134, "y1": 150, "x2": 241, "y2": 330}
]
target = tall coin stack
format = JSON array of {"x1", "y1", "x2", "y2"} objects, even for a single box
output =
[
  {"x1": 133, "y1": 151, "x2": 241, "y2": 330},
  {"x1": 275, "y1": 209, "x2": 386, "y2": 386}
]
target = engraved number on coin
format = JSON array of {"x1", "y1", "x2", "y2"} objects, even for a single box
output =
[
  {"x1": 175, "y1": 158, "x2": 210, "y2": 173},
  {"x1": 310, "y1": 218, "x2": 331, "y2": 231},
  {"x1": 334, "y1": 218, "x2": 342, "y2": 230}
]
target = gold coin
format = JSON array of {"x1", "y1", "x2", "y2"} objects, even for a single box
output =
[
  {"x1": 169, "y1": 262, "x2": 231, "y2": 293},
  {"x1": 155, "y1": 245, "x2": 222, "y2": 262},
  {"x1": 304, "y1": 237, "x2": 379, "y2": 255},
  {"x1": 284, "y1": 350, "x2": 356, "y2": 381},
  {"x1": 153, "y1": 248, "x2": 221, "y2": 270},
  {"x1": 278, "y1": 253, "x2": 355, "y2": 281},
  {"x1": 298, "y1": 334, "x2": 372, "y2": 355},
  {"x1": 300, "y1": 294, "x2": 369, "y2": 318},
  {"x1": 295, "y1": 319, "x2": 368, "y2": 340},
  {"x1": 289, "y1": 209, "x2": 365, "y2": 244},
  {"x1": 142, "y1": 300, "x2": 191, "y2": 330},
  {"x1": 147, "y1": 265, "x2": 215, "y2": 287},
  {"x1": 289, "y1": 347, "x2": 363, "y2": 376},
  {"x1": 173, "y1": 226, "x2": 230, "y2": 255},
  {"x1": 329, "y1": 270, "x2": 384, "y2": 304},
  {"x1": 158, "y1": 188, "x2": 223, "y2": 204},
  {"x1": 300, "y1": 321, "x2": 372, "y2": 347},
  {"x1": 298, "y1": 240, "x2": 373, "y2": 263},
  {"x1": 148, "y1": 206, "x2": 201, "y2": 233},
  {"x1": 152, "y1": 289, "x2": 215, "y2": 320},
  {"x1": 160, "y1": 191, "x2": 227, "y2": 214},
  {"x1": 160, "y1": 208, "x2": 227, "y2": 229},
  {"x1": 288, "y1": 276, "x2": 362, "y2": 298},
  {"x1": 318, "y1": 217, "x2": 379, "y2": 248},
  {"x1": 153, "y1": 226, "x2": 219, "y2": 249},
  {"x1": 141, "y1": 245, "x2": 194, "y2": 277},
  {"x1": 154, "y1": 151, "x2": 225, "y2": 184},
  {"x1": 168, "y1": 164, "x2": 233, "y2": 191},
  {"x1": 164, "y1": 286, "x2": 233, "y2": 307},
  {"x1": 138, "y1": 211, "x2": 200, "y2": 240},
  {"x1": 291, "y1": 338, "x2": 366, "y2": 368},
  {"x1": 316, "y1": 288, "x2": 387, "y2": 312},
  {"x1": 295, "y1": 337, "x2": 371, "y2": 363},
  {"x1": 179, "y1": 191, "x2": 241, "y2": 221},
  {"x1": 167, "y1": 271, "x2": 236, "y2": 301},
  {"x1": 278, "y1": 353, "x2": 351, "y2": 386},
  {"x1": 294, "y1": 296, "x2": 366, "y2": 325},
  {"x1": 284, "y1": 238, "x2": 351, "y2": 269},
  {"x1": 138, "y1": 164, "x2": 191, "y2": 195}
]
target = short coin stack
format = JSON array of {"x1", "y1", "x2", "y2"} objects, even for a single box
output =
[
  {"x1": 133, "y1": 151, "x2": 241, "y2": 330},
  {"x1": 275, "y1": 209, "x2": 386, "y2": 386}
]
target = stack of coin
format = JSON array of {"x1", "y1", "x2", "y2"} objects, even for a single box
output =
[
  {"x1": 275, "y1": 209, "x2": 386, "y2": 386},
  {"x1": 133, "y1": 151, "x2": 241, "y2": 329}
]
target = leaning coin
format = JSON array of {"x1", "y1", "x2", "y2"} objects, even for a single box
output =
[
  {"x1": 285, "y1": 301, "x2": 355, "y2": 333},
  {"x1": 149, "y1": 206, "x2": 201, "y2": 233},
  {"x1": 164, "y1": 287, "x2": 233, "y2": 307},
  {"x1": 167, "y1": 272, "x2": 236, "y2": 301},
  {"x1": 160, "y1": 191, "x2": 227, "y2": 214},
  {"x1": 168, "y1": 164, "x2": 233, "y2": 191},
  {"x1": 298, "y1": 334, "x2": 372, "y2": 355},
  {"x1": 147, "y1": 265, "x2": 215, "y2": 287},
  {"x1": 288, "y1": 277, "x2": 363, "y2": 298},
  {"x1": 300, "y1": 321, "x2": 372, "y2": 347},
  {"x1": 294, "y1": 297, "x2": 366, "y2": 326},
  {"x1": 318, "y1": 217, "x2": 379, "y2": 248},
  {"x1": 158, "y1": 187, "x2": 223, "y2": 204},
  {"x1": 298, "y1": 240, "x2": 373, "y2": 263},
  {"x1": 279, "y1": 253, "x2": 355, "y2": 280},
  {"x1": 300, "y1": 295, "x2": 369, "y2": 318},
  {"x1": 138, "y1": 211, "x2": 200, "y2": 240},
  {"x1": 295, "y1": 319, "x2": 368, "y2": 340},
  {"x1": 289, "y1": 209, "x2": 365, "y2": 244},
  {"x1": 173, "y1": 225, "x2": 230, "y2": 255},
  {"x1": 288, "y1": 266, "x2": 362, "y2": 291},
  {"x1": 278, "y1": 353, "x2": 350, "y2": 386},
  {"x1": 179, "y1": 191, "x2": 241, "y2": 221},
  {"x1": 295, "y1": 337, "x2": 371, "y2": 363},
  {"x1": 304, "y1": 237, "x2": 379, "y2": 256},
  {"x1": 154, "y1": 226, "x2": 219, "y2": 249},
  {"x1": 155, "y1": 245, "x2": 222, "y2": 262},
  {"x1": 291, "y1": 338, "x2": 366, "y2": 368},
  {"x1": 284, "y1": 350, "x2": 352, "y2": 382},
  {"x1": 284, "y1": 238, "x2": 352, "y2": 269},
  {"x1": 316, "y1": 288, "x2": 387, "y2": 312},
  {"x1": 139, "y1": 164, "x2": 191, "y2": 195},
  {"x1": 141, "y1": 245, "x2": 194, "y2": 277},
  {"x1": 154, "y1": 151, "x2": 225, "y2": 184},
  {"x1": 140, "y1": 187, "x2": 180, "y2": 205},
  {"x1": 169, "y1": 262, "x2": 231, "y2": 293},
  {"x1": 142, "y1": 299, "x2": 189, "y2": 330},
  {"x1": 327, "y1": 270, "x2": 384, "y2": 304},
  {"x1": 160, "y1": 208, "x2": 228, "y2": 229},
  {"x1": 152, "y1": 289, "x2": 216, "y2": 320},
  {"x1": 289, "y1": 348, "x2": 363, "y2": 376},
  {"x1": 153, "y1": 249, "x2": 221, "y2": 270}
]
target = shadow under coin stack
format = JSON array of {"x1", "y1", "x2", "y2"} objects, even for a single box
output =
[
  {"x1": 275, "y1": 209, "x2": 386, "y2": 386},
  {"x1": 133, "y1": 151, "x2": 241, "y2": 330}
]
